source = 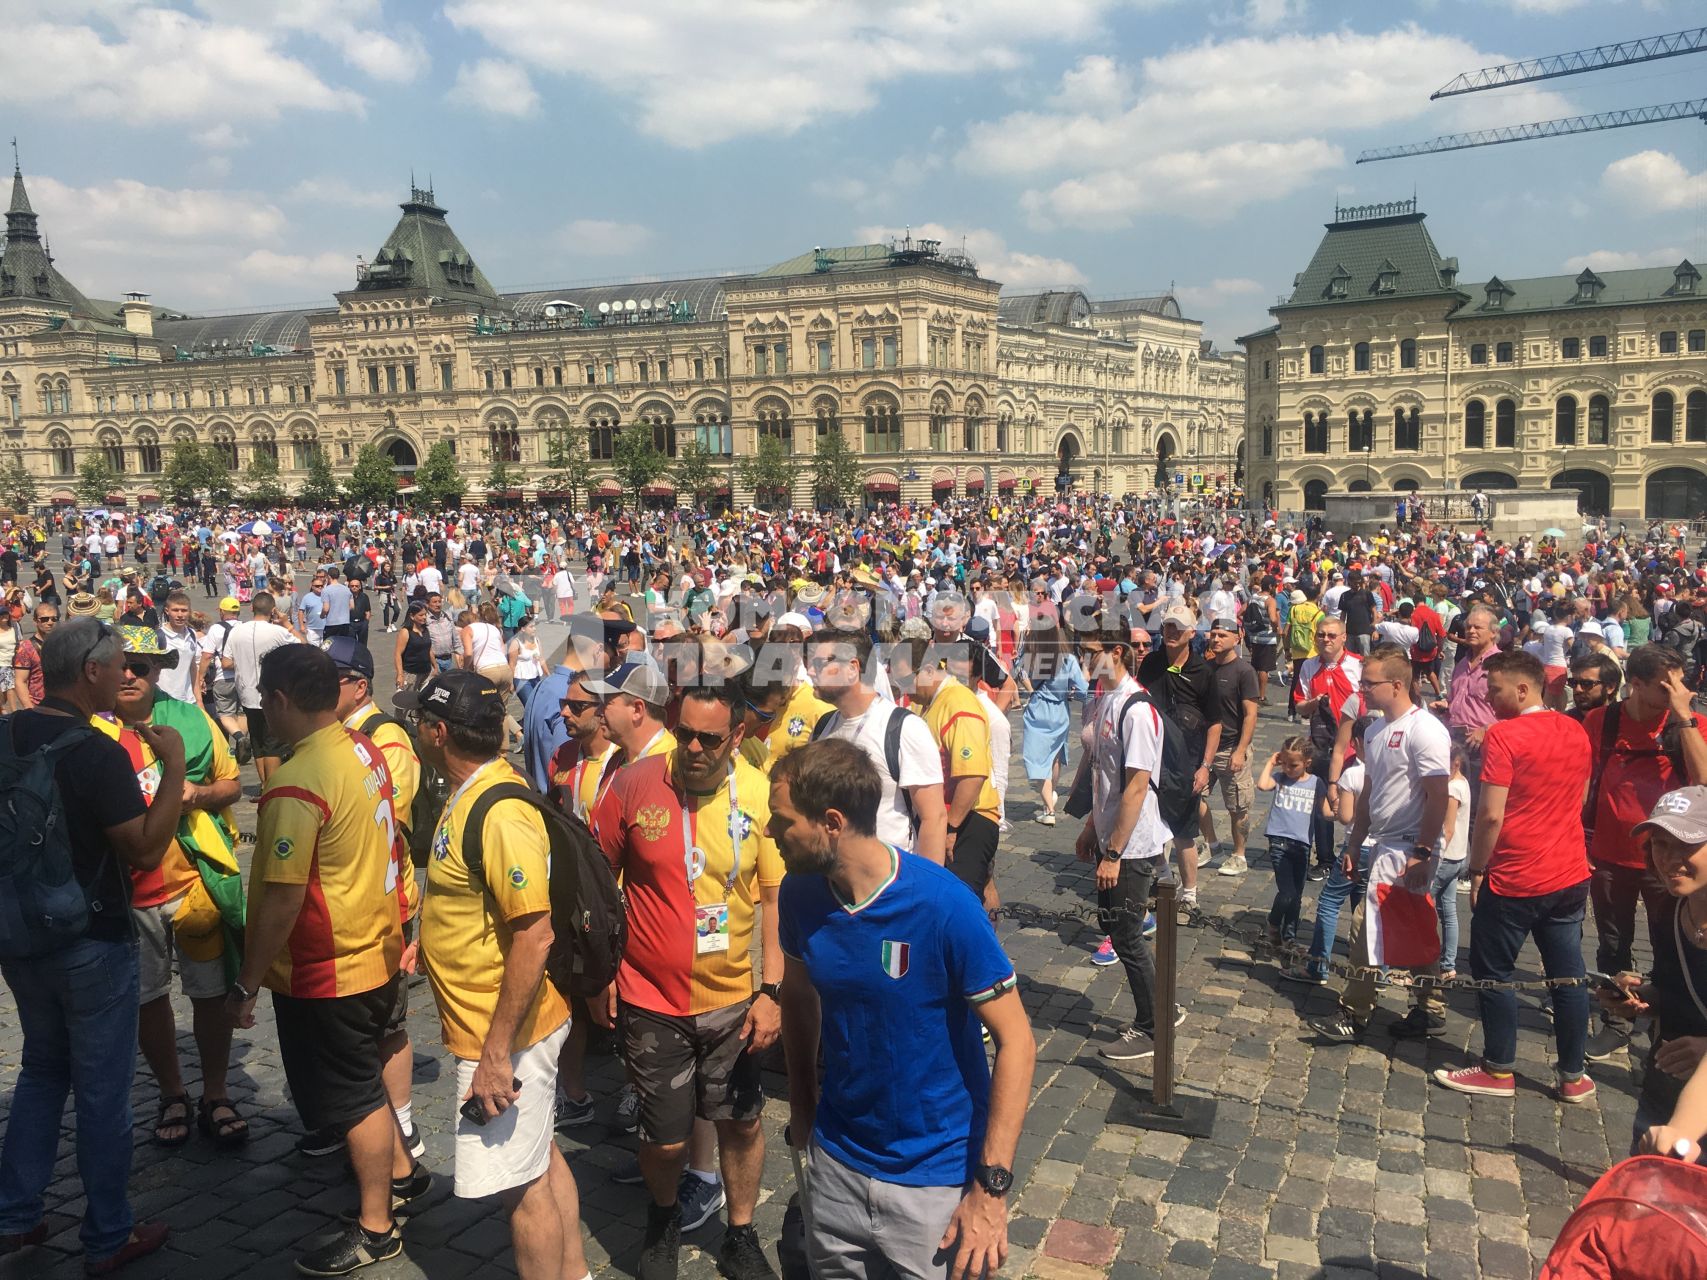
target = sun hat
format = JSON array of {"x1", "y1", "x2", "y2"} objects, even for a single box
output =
[
  {"x1": 67, "y1": 592, "x2": 99, "y2": 617},
  {"x1": 118, "y1": 625, "x2": 181, "y2": 668}
]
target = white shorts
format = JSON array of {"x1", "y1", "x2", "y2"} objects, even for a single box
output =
[
  {"x1": 134, "y1": 896, "x2": 227, "y2": 1004},
  {"x1": 452, "y1": 1018, "x2": 569, "y2": 1199}
]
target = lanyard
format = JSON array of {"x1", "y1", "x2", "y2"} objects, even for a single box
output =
[
  {"x1": 570, "y1": 744, "x2": 617, "y2": 822},
  {"x1": 682, "y1": 765, "x2": 741, "y2": 898},
  {"x1": 439, "y1": 759, "x2": 497, "y2": 845}
]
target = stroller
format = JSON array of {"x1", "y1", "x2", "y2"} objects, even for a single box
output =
[{"x1": 1539, "y1": 1156, "x2": 1707, "y2": 1280}]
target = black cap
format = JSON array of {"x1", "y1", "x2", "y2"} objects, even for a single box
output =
[
  {"x1": 325, "y1": 636, "x2": 375, "y2": 681},
  {"x1": 601, "y1": 617, "x2": 638, "y2": 647},
  {"x1": 394, "y1": 670, "x2": 503, "y2": 727}
]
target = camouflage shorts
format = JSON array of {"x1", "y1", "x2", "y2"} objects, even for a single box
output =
[{"x1": 619, "y1": 998, "x2": 763, "y2": 1145}]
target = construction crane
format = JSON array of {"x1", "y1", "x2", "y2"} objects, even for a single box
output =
[{"x1": 1358, "y1": 26, "x2": 1707, "y2": 164}]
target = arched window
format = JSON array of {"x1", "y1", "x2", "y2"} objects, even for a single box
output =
[
  {"x1": 137, "y1": 429, "x2": 162, "y2": 474},
  {"x1": 1399, "y1": 338, "x2": 1417, "y2": 370},
  {"x1": 964, "y1": 397, "x2": 984, "y2": 452},
  {"x1": 638, "y1": 404, "x2": 676, "y2": 457},
  {"x1": 1464, "y1": 400, "x2": 1485, "y2": 449},
  {"x1": 100, "y1": 430, "x2": 126, "y2": 473},
  {"x1": 211, "y1": 426, "x2": 238, "y2": 469},
  {"x1": 814, "y1": 397, "x2": 839, "y2": 440},
  {"x1": 487, "y1": 412, "x2": 521, "y2": 463},
  {"x1": 1353, "y1": 342, "x2": 1370, "y2": 372},
  {"x1": 1260, "y1": 422, "x2": 1273, "y2": 457},
  {"x1": 1495, "y1": 399, "x2": 1516, "y2": 449},
  {"x1": 929, "y1": 395, "x2": 951, "y2": 451},
  {"x1": 1303, "y1": 478, "x2": 1328, "y2": 510},
  {"x1": 1394, "y1": 407, "x2": 1420, "y2": 451},
  {"x1": 587, "y1": 408, "x2": 618, "y2": 461},
  {"x1": 1689, "y1": 390, "x2": 1707, "y2": 443},
  {"x1": 1652, "y1": 390, "x2": 1676, "y2": 443},
  {"x1": 253, "y1": 428, "x2": 278, "y2": 464},
  {"x1": 1348, "y1": 409, "x2": 1373, "y2": 453},
  {"x1": 694, "y1": 406, "x2": 731, "y2": 455},
  {"x1": 1588, "y1": 394, "x2": 1610, "y2": 445},
  {"x1": 996, "y1": 410, "x2": 1010, "y2": 453},
  {"x1": 754, "y1": 400, "x2": 790, "y2": 454},
  {"x1": 290, "y1": 426, "x2": 319, "y2": 470},
  {"x1": 49, "y1": 429, "x2": 74, "y2": 476},
  {"x1": 1555, "y1": 395, "x2": 1578, "y2": 446},
  {"x1": 1308, "y1": 345, "x2": 1325, "y2": 375},
  {"x1": 864, "y1": 397, "x2": 901, "y2": 453},
  {"x1": 1303, "y1": 411, "x2": 1327, "y2": 454}
]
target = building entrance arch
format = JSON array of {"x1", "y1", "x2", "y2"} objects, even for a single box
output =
[
  {"x1": 1645, "y1": 466, "x2": 1707, "y2": 520},
  {"x1": 384, "y1": 438, "x2": 419, "y2": 472},
  {"x1": 1055, "y1": 430, "x2": 1083, "y2": 491},
  {"x1": 1155, "y1": 431, "x2": 1177, "y2": 489},
  {"x1": 1551, "y1": 468, "x2": 1611, "y2": 516}
]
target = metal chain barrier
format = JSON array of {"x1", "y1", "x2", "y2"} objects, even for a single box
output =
[{"x1": 992, "y1": 896, "x2": 1594, "y2": 994}]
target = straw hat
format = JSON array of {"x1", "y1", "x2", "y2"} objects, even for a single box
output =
[{"x1": 67, "y1": 592, "x2": 99, "y2": 617}]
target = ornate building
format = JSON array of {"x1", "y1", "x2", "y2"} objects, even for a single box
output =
[
  {"x1": 0, "y1": 161, "x2": 1242, "y2": 509},
  {"x1": 1241, "y1": 199, "x2": 1707, "y2": 520}
]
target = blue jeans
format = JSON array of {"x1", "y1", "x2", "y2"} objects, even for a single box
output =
[
  {"x1": 1306, "y1": 843, "x2": 1372, "y2": 980},
  {"x1": 1267, "y1": 838, "x2": 1312, "y2": 942},
  {"x1": 1435, "y1": 858, "x2": 1465, "y2": 971},
  {"x1": 0, "y1": 937, "x2": 140, "y2": 1259},
  {"x1": 515, "y1": 677, "x2": 540, "y2": 710},
  {"x1": 1469, "y1": 880, "x2": 1591, "y2": 1076}
]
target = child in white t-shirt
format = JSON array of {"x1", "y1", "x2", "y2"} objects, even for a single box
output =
[{"x1": 1435, "y1": 747, "x2": 1472, "y2": 979}]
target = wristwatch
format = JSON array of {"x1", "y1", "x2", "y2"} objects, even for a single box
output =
[
  {"x1": 758, "y1": 982, "x2": 783, "y2": 1002},
  {"x1": 1410, "y1": 844, "x2": 1435, "y2": 861},
  {"x1": 974, "y1": 1163, "x2": 1013, "y2": 1197},
  {"x1": 1099, "y1": 845, "x2": 1123, "y2": 862},
  {"x1": 229, "y1": 980, "x2": 254, "y2": 1004}
]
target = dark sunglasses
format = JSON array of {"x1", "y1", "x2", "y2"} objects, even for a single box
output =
[
  {"x1": 744, "y1": 698, "x2": 777, "y2": 723},
  {"x1": 1568, "y1": 677, "x2": 1602, "y2": 689},
  {"x1": 560, "y1": 697, "x2": 599, "y2": 715},
  {"x1": 123, "y1": 659, "x2": 157, "y2": 678},
  {"x1": 676, "y1": 726, "x2": 731, "y2": 752}
]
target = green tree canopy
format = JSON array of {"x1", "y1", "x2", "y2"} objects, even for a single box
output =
[
  {"x1": 611, "y1": 429, "x2": 669, "y2": 505},
  {"x1": 414, "y1": 441, "x2": 466, "y2": 509},
  {"x1": 485, "y1": 448, "x2": 520, "y2": 504},
  {"x1": 296, "y1": 445, "x2": 342, "y2": 509},
  {"x1": 345, "y1": 444, "x2": 397, "y2": 510},
  {"x1": 738, "y1": 435, "x2": 793, "y2": 509},
  {"x1": 539, "y1": 428, "x2": 593, "y2": 509},
  {"x1": 671, "y1": 441, "x2": 719, "y2": 509},
  {"x1": 241, "y1": 447, "x2": 288, "y2": 508},
  {"x1": 0, "y1": 451, "x2": 37, "y2": 510},
  {"x1": 161, "y1": 442, "x2": 218, "y2": 506},
  {"x1": 76, "y1": 452, "x2": 116, "y2": 507},
  {"x1": 811, "y1": 426, "x2": 862, "y2": 509}
]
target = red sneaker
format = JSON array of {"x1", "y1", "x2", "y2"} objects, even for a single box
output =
[
  {"x1": 1432, "y1": 1065, "x2": 1516, "y2": 1098},
  {"x1": 1557, "y1": 1074, "x2": 1597, "y2": 1105}
]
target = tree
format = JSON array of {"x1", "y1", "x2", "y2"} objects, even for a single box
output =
[
  {"x1": 485, "y1": 448, "x2": 520, "y2": 505},
  {"x1": 76, "y1": 453, "x2": 116, "y2": 507},
  {"x1": 539, "y1": 428, "x2": 593, "y2": 509},
  {"x1": 812, "y1": 425, "x2": 862, "y2": 509},
  {"x1": 345, "y1": 443, "x2": 397, "y2": 510},
  {"x1": 0, "y1": 451, "x2": 37, "y2": 510},
  {"x1": 414, "y1": 441, "x2": 465, "y2": 509},
  {"x1": 671, "y1": 441, "x2": 718, "y2": 510},
  {"x1": 241, "y1": 447, "x2": 288, "y2": 508},
  {"x1": 162, "y1": 442, "x2": 216, "y2": 506},
  {"x1": 738, "y1": 435, "x2": 793, "y2": 510},
  {"x1": 611, "y1": 429, "x2": 669, "y2": 507},
  {"x1": 296, "y1": 445, "x2": 342, "y2": 509}
]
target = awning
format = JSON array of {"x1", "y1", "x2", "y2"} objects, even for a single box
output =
[
  {"x1": 713, "y1": 482, "x2": 731, "y2": 494},
  {"x1": 931, "y1": 480, "x2": 954, "y2": 490},
  {"x1": 105, "y1": 493, "x2": 128, "y2": 506},
  {"x1": 594, "y1": 482, "x2": 622, "y2": 496},
  {"x1": 964, "y1": 476, "x2": 985, "y2": 491},
  {"x1": 642, "y1": 484, "x2": 675, "y2": 497},
  {"x1": 997, "y1": 478, "x2": 1017, "y2": 490},
  {"x1": 138, "y1": 492, "x2": 161, "y2": 502},
  {"x1": 864, "y1": 480, "x2": 899, "y2": 492}
]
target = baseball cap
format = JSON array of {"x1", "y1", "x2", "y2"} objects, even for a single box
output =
[
  {"x1": 395, "y1": 670, "x2": 504, "y2": 727},
  {"x1": 325, "y1": 636, "x2": 375, "y2": 682},
  {"x1": 774, "y1": 611, "x2": 813, "y2": 632},
  {"x1": 1160, "y1": 602, "x2": 1198, "y2": 631},
  {"x1": 1206, "y1": 616, "x2": 1240, "y2": 633},
  {"x1": 1288, "y1": 589, "x2": 1306, "y2": 604},
  {"x1": 1634, "y1": 787, "x2": 1707, "y2": 846},
  {"x1": 581, "y1": 658, "x2": 670, "y2": 707},
  {"x1": 118, "y1": 625, "x2": 181, "y2": 668},
  {"x1": 219, "y1": 596, "x2": 242, "y2": 612}
]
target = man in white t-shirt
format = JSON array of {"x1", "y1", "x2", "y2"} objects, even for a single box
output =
[
  {"x1": 1323, "y1": 572, "x2": 1348, "y2": 618},
  {"x1": 805, "y1": 628, "x2": 946, "y2": 863},
  {"x1": 1072, "y1": 625, "x2": 1177, "y2": 1063},
  {"x1": 225, "y1": 590, "x2": 300, "y2": 784},
  {"x1": 1311, "y1": 644, "x2": 1451, "y2": 1043},
  {"x1": 418, "y1": 562, "x2": 444, "y2": 597}
]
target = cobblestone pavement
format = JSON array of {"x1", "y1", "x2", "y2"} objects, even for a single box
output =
[{"x1": 0, "y1": 595, "x2": 1637, "y2": 1278}]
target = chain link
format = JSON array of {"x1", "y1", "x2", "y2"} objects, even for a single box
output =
[{"x1": 993, "y1": 897, "x2": 1592, "y2": 994}]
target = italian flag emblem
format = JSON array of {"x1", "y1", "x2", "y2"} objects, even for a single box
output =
[{"x1": 881, "y1": 940, "x2": 910, "y2": 980}]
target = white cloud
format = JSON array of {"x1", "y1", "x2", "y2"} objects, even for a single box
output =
[
  {"x1": 1176, "y1": 277, "x2": 1265, "y2": 309},
  {"x1": 1240, "y1": 0, "x2": 1308, "y2": 30},
  {"x1": 288, "y1": 177, "x2": 397, "y2": 209},
  {"x1": 444, "y1": 0, "x2": 1139, "y2": 146},
  {"x1": 959, "y1": 25, "x2": 1574, "y2": 226},
  {"x1": 0, "y1": 8, "x2": 366, "y2": 122},
  {"x1": 29, "y1": 176, "x2": 285, "y2": 247},
  {"x1": 194, "y1": 123, "x2": 246, "y2": 150},
  {"x1": 235, "y1": 249, "x2": 354, "y2": 292},
  {"x1": 193, "y1": 0, "x2": 428, "y2": 83},
  {"x1": 1563, "y1": 247, "x2": 1687, "y2": 272},
  {"x1": 448, "y1": 58, "x2": 541, "y2": 118},
  {"x1": 559, "y1": 219, "x2": 656, "y2": 257},
  {"x1": 1602, "y1": 150, "x2": 1707, "y2": 213},
  {"x1": 855, "y1": 222, "x2": 1085, "y2": 288}
]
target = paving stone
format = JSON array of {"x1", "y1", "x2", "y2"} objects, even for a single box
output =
[{"x1": 1041, "y1": 1219, "x2": 1122, "y2": 1267}]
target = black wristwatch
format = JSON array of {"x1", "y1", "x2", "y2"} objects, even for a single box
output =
[
  {"x1": 1410, "y1": 844, "x2": 1435, "y2": 861},
  {"x1": 758, "y1": 982, "x2": 783, "y2": 1002},
  {"x1": 974, "y1": 1163, "x2": 1013, "y2": 1197},
  {"x1": 1099, "y1": 845, "x2": 1123, "y2": 862},
  {"x1": 229, "y1": 980, "x2": 254, "y2": 1004}
]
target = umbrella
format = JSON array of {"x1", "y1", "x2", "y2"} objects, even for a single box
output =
[
  {"x1": 1542, "y1": 527, "x2": 1566, "y2": 538},
  {"x1": 238, "y1": 519, "x2": 273, "y2": 536}
]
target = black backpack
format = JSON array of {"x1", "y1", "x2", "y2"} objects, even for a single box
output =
[
  {"x1": 812, "y1": 704, "x2": 914, "y2": 825},
  {"x1": 1112, "y1": 689, "x2": 1198, "y2": 835},
  {"x1": 463, "y1": 782, "x2": 628, "y2": 998},
  {"x1": 0, "y1": 719, "x2": 96, "y2": 960},
  {"x1": 358, "y1": 711, "x2": 450, "y2": 868}
]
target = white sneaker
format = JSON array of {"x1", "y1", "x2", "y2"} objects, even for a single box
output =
[
  {"x1": 1218, "y1": 855, "x2": 1248, "y2": 876},
  {"x1": 1035, "y1": 811, "x2": 1057, "y2": 826}
]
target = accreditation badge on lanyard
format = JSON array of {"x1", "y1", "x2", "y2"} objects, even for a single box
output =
[{"x1": 685, "y1": 767, "x2": 740, "y2": 955}]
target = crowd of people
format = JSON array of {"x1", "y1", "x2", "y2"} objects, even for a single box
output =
[{"x1": 2, "y1": 489, "x2": 1707, "y2": 1277}]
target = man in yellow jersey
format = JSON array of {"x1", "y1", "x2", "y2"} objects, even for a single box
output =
[
  {"x1": 226, "y1": 645, "x2": 423, "y2": 1277},
  {"x1": 908, "y1": 638, "x2": 1002, "y2": 899},
  {"x1": 591, "y1": 683, "x2": 784, "y2": 1280},
  {"x1": 320, "y1": 637, "x2": 427, "y2": 1163},
  {"x1": 413, "y1": 672, "x2": 588, "y2": 1280},
  {"x1": 737, "y1": 639, "x2": 831, "y2": 774}
]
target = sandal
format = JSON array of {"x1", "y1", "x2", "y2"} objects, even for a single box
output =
[
  {"x1": 152, "y1": 1094, "x2": 192, "y2": 1148},
  {"x1": 198, "y1": 1096, "x2": 249, "y2": 1148}
]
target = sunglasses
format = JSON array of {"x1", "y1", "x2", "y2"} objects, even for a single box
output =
[
  {"x1": 560, "y1": 697, "x2": 599, "y2": 715},
  {"x1": 123, "y1": 659, "x2": 157, "y2": 678},
  {"x1": 675, "y1": 726, "x2": 731, "y2": 752},
  {"x1": 744, "y1": 698, "x2": 778, "y2": 723},
  {"x1": 1568, "y1": 677, "x2": 1602, "y2": 689}
]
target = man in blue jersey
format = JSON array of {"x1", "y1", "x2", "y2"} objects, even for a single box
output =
[{"x1": 771, "y1": 739, "x2": 1035, "y2": 1280}]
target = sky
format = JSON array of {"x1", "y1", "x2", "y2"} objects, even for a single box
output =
[{"x1": 5, "y1": 0, "x2": 1707, "y2": 349}]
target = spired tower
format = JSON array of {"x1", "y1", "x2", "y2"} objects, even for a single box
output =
[{"x1": 1, "y1": 152, "x2": 105, "y2": 325}]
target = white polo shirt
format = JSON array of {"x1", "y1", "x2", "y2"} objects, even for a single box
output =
[{"x1": 1360, "y1": 704, "x2": 1451, "y2": 845}]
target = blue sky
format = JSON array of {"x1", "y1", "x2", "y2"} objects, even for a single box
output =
[{"x1": 5, "y1": 0, "x2": 1705, "y2": 348}]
